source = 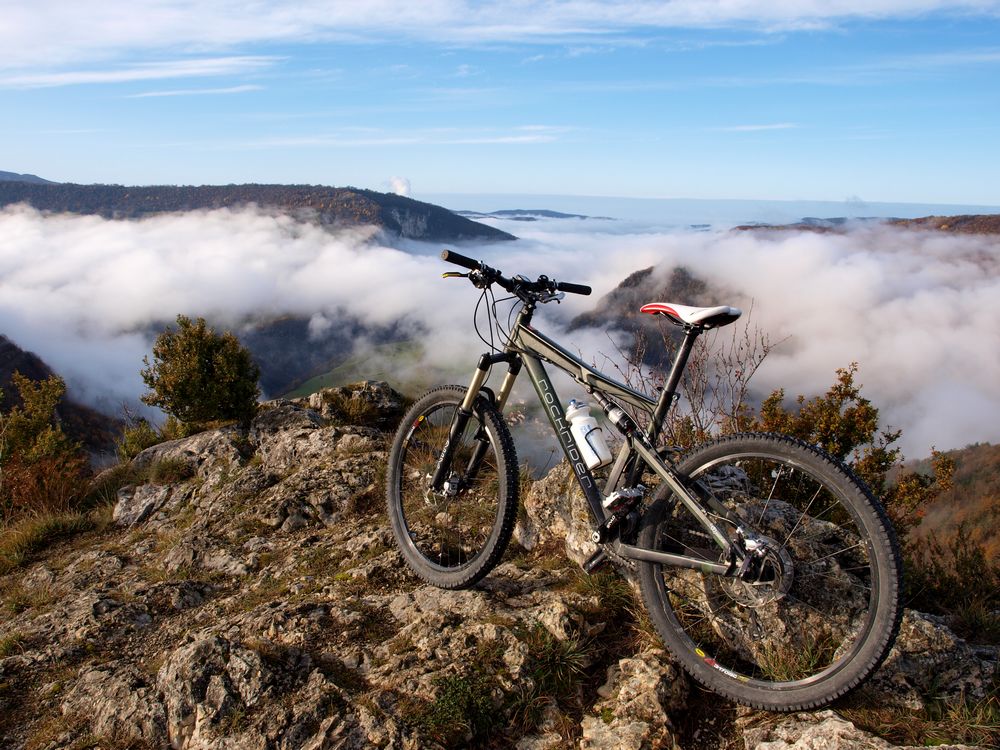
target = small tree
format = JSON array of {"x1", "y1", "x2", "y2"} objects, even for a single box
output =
[
  {"x1": 0, "y1": 373, "x2": 87, "y2": 521},
  {"x1": 751, "y1": 363, "x2": 954, "y2": 540},
  {"x1": 141, "y1": 315, "x2": 260, "y2": 427}
]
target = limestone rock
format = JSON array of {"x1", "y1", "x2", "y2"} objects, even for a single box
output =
[
  {"x1": 249, "y1": 402, "x2": 332, "y2": 473},
  {"x1": 61, "y1": 663, "x2": 167, "y2": 744},
  {"x1": 870, "y1": 610, "x2": 999, "y2": 708},
  {"x1": 115, "y1": 482, "x2": 190, "y2": 528},
  {"x1": 4, "y1": 381, "x2": 995, "y2": 750},
  {"x1": 132, "y1": 425, "x2": 246, "y2": 489},
  {"x1": 743, "y1": 710, "x2": 985, "y2": 750},
  {"x1": 516, "y1": 461, "x2": 599, "y2": 565},
  {"x1": 157, "y1": 635, "x2": 273, "y2": 748},
  {"x1": 581, "y1": 648, "x2": 686, "y2": 750},
  {"x1": 303, "y1": 380, "x2": 407, "y2": 430}
]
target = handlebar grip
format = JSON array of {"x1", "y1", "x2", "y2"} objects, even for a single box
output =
[
  {"x1": 440, "y1": 249, "x2": 480, "y2": 271},
  {"x1": 556, "y1": 281, "x2": 592, "y2": 296}
]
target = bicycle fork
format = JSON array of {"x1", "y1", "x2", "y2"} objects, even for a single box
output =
[{"x1": 429, "y1": 352, "x2": 521, "y2": 494}]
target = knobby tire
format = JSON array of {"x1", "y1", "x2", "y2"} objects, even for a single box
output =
[
  {"x1": 637, "y1": 433, "x2": 902, "y2": 711},
  {"x1": 386, "y1": 386, "x2": 519, "y2": 590}
]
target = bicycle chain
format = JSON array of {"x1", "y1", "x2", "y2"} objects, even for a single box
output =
[{"x1": 605, "y1": 542, "x2": 637, "y2": 574}]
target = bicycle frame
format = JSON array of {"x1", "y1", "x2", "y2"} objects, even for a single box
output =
[{"x1": 439, "y1": 300, "x2": 742, "y2": 577}]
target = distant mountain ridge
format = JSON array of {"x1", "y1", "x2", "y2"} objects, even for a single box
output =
[
  {"x1": 0, "y1": 170, "x2": 54, "y2": 184},
  {"x1": 456, "y1": 208, "x2": 613, "y2": 222},
  {"x1": 735, "y1": 214, "x2": 1000, "y2": 235},
  {"x1": 0, "y1": 180, "x2": 515, "y2": 243}
]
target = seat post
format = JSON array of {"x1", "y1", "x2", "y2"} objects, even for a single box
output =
[{"x1": 646, "y1": 325, "x2": 701, "y2": 443}]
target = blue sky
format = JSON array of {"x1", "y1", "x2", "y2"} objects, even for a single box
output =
[{"x1": 2, "y1": 1, "x2": 1000, "y2": 204}]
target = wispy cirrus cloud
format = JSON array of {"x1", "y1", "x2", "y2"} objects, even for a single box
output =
[
  {"x1": 236, "y1": 126, "x2": 564, "y2": 149},
  {"x1": 0, "y1": 56, "x2": 277, "y2": 89},
  {"x1": 127, "y1": 84, "x2": 263, "y2": 98},
  {"x1": 3, "y1": 2, "x2": 999, "y2": 73},
  {"x1": 712, "y1": 123, "x2": 799, "y2": 132},
  {"x1": 555, "y1": 41, "x2": 1000, "y2": 95}
]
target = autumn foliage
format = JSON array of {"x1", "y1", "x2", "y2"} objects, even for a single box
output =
[
  {"x1": 0, "y1": 373, "x2": 87, "y2": 522},
  {"x1": 750, "y1": 363, "x2": 954, "y2": 540}
]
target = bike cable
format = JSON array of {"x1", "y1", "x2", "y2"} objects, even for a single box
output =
[{"x1": 472, "y1": 286, "x2": 495, "y2": 353}]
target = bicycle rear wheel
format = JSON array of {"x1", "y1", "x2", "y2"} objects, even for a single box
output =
[
  {"x1": 637, "y1": 433, "x2": 902, "y2": 711},
  {"x1": 386, "y1": 386, "x2": 519, "y2": 589}
]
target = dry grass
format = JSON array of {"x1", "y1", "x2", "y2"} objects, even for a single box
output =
[
  {"x1": 839, "y1": 684, "x2": 1000, "y2": 748},
  {"x1": 757, "y1": 633, "x2": 836, "y2": 682},
  {"x1": 0, "y1": 630, "x2": 27, "y2": 658},
  {"x1": 1, "y1": 576, "x2": 60, "y2": 615},
  {"x1": 0, "y1": 512, "x2": 94, "y2": 574}
]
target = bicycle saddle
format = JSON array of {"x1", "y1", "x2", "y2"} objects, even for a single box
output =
[{"x1": 640, "y1": 302, "x2": 742, "y2": 328}]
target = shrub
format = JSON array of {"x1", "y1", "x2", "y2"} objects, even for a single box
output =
[
  {"x1": 0, "y1": 373, "x2": 88, "y2": 523},
  {"x1": 141, "y1": 315, "x2": 261, "y2": 427},
  {"x1": 906, "y1": 524, "x2": 1000, "y2": 644},
  {"x1": 750, "y1": 363, "x2": 954, "y2": 539},
  {"x1": 116, "y1": 418, "x2": 162, "y2": 461}
]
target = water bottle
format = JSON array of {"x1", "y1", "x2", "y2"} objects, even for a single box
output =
[{"x1": 565, "y1": 399, "x2": 613, "y2": 469}]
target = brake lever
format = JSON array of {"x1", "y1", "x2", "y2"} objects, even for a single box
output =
[{"x1": 441, "y1": 271, "x2": 470, "y2": 279}]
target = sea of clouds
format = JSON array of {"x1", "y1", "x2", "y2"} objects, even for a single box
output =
[{"x1": 1, "y1": 203, "x2": 998, "y2": 459}]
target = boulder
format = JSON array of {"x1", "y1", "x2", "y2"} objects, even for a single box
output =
[
  {"x1": 581, "y1": 648, "x2": 686, "y2": 750},
  {"x1": 743, "y1": 709, "x2": 985, "y2": 750}
]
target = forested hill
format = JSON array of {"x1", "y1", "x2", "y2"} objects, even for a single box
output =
[
  {"x1": 0, "y1": 335, "x2": 119, "y2": 456},
  {"x1": 734, "y1": 213, "x2": 1000, "y2": 235},
  {"x1": 0, "y1": 181, "x2": 515, "y2": 243},
  {"x1": 0, "y1": 170, "x2": 53, "y2": 184}
]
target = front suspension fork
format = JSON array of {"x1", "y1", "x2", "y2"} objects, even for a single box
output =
[{"x1": 430, "y1": 353, "x2": 520, "y2": 492}]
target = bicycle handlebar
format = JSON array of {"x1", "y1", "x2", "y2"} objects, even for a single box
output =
[
  {"x1": 439, "y1": 248, "x2": 480, "y2": 271},
  {"x1": 556, "y1": 281, "x2": 592, "y2": 296},
  {"x1": 439, "y1": 249, "x2": 591, "y2": 297}
]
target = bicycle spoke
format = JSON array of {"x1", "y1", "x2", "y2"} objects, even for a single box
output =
[
  {"x1": 640, "y1": 436, "x2": 898, "y2": 704},
  {"x1": 781, "y1": 485, "x2": 824, "y2": 547}
]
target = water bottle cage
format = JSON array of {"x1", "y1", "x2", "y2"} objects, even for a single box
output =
[{"x1": 582, "y1": 425, "x2": 604, "y2": 454}]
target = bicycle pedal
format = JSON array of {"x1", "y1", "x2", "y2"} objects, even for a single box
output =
[{"x1": 582, "y1": 548, "x2": 609, "y2": 574}]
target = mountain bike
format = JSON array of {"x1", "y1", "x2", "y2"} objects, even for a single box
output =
[{"x1": 385, "y1": 249, "x2": 902, "y2": 711}]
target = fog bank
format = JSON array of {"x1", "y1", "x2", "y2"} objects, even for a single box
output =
[{"x1": 1, "y1": 203, "x2": 997, "y2": 459}]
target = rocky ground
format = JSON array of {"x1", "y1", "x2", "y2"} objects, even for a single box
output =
[{"x1": 0, "y1": 381, "x2": 996, "y2": 749}]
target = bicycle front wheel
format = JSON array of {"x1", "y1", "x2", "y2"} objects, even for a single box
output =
[
  {"x1": 386, "y1": 386, "x2": 519, "y2": 590},
  {"x1": 637, "y1": 433, "x2": 902, "y2": 711}
]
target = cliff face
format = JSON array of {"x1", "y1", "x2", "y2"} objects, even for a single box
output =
[
  {"x1": 0, "y1": 183, "x2": 515, "y2": 243},
  {"x1": 0, "y1": 382, "x2": 995, "y2": 749}
]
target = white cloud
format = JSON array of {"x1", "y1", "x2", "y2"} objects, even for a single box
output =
[
  {"x1": 233, "y1": 126, "x2": 562, "y2": 149},
  {"x1": 127, "y1": 84, "x2": 263, "y2": 98},
  {"x1": 2, "y1": 2, "x2": 998, "y2": 73},
  {"x1": 388, "y1": 176, "x2": 411, "y2": 196},
  {"x1": 0, "y1": 57, "x2": 276, "y2": 89}
]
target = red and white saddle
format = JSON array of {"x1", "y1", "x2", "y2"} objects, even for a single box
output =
[{"x1": 640, "y1": 302, "x2": 742, "y2": 328}]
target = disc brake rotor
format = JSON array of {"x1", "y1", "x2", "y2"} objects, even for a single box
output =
[{"x1": 719, "y1": 539, "x2": 794, "y2": 608}]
